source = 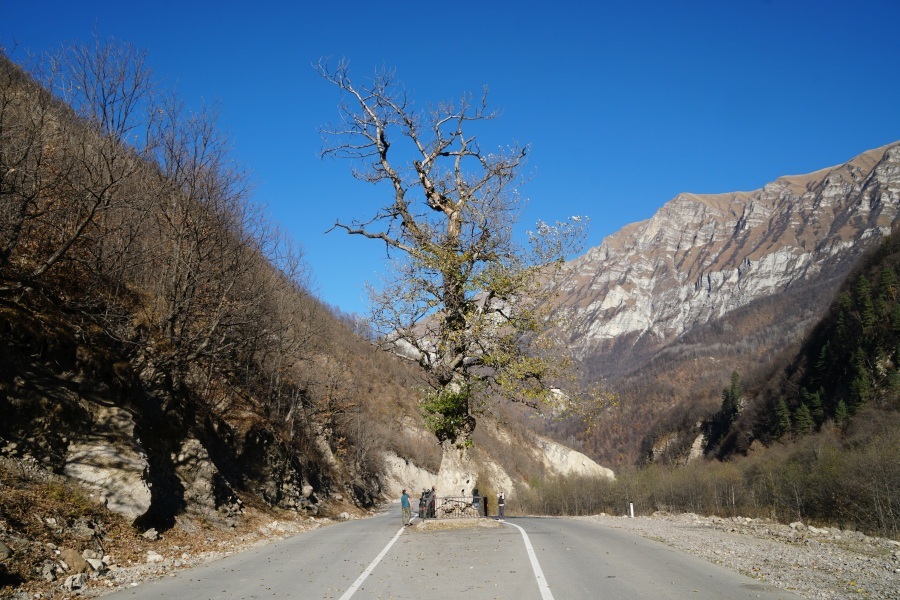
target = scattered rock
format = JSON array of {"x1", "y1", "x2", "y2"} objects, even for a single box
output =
[
  {"x1": 59, "y1": 547, "x2": 91, "y2": 573},
  {"x1": 86, "y1": 558, "x2": 105, "y2": 571},
  {"x1": 0, "y1": 540, "x2": 12, "y2": 560},
  {"x1": 142, "y1": 528, "x2": 159, "y2": 540},
  {"x1": 81, "y1": 549, "x2": 101, "y2": 560},
  {"x1": 41, "y1": 560, "x2": 57, "y2": 582},
  {"x1": 146, "y1": 551, "x2": 164, "y2": 563},
  {"x1": 71, "y1": 521, "x2": 96, "y2": 540},
  {"x1": 62, "y1": 573, "x2": 87, "y2": 592}
]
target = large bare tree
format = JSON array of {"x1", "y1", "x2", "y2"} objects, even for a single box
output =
[{"x1": 317, "y1": 60, "x2": 592, "y2": 450}]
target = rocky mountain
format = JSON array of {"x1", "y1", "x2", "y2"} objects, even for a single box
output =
[
  {"x1": 542, "y1": 142, "x2": 900, "y2": 467},
  {"x1": 558, "y1": 142, "x2": 900, "y2": 379}
]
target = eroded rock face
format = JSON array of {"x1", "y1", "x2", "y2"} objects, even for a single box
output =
[
  {"x1": 62, "y1": 405, "x2": 151, "y2": 521},
  {"x1": 173, "y1": 437, "x2": 240, "y2": 521},
  {"x1": 380, "y1": 451, "x2": 435, "y2": 499},
  {"x1": 557, "y1": 143, "x2": 900, "y2": 363},
  {"x1": 534, "y1": 436, "x2": 615, "y2": 480}
]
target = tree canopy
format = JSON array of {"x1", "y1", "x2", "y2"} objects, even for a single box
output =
[{"x1": 317, "y1": 60, "x2": 594, "y2": 446}]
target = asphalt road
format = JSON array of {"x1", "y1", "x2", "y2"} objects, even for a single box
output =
[{"x1": 106, "y1": 506, "x2": 803, "y2": 599}]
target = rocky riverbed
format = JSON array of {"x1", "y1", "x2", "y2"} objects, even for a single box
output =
[{"x1": 578, "y1": 512, "x2": 900, "y2": 600}]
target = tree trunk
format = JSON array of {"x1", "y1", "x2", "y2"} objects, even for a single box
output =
[{"x1": 436, "y1": 439, "x2": 477, "y2": 497}]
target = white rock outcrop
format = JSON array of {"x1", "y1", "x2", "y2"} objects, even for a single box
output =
[
  {"x1": 533, "y1": 436, "x2": 615, "y2": 480},
  {"x1": 380, "y1": 451, "x2": 436, "y2": 498},
  {"x1": 63, "y1": 405, "x2": 151, "y2": 520},
  {"x1": 558, "y1": 143, "x2": 900, "y2": 357}
]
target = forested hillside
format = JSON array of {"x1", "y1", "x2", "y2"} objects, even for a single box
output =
[
  {"x1": 0, "y1": 38, "x2": 438, "y2": 551},
  {"x1": 718, "y1": 233, "x2": 900, "y2": 450}
]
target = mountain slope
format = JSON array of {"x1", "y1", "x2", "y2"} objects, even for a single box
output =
[
  {"x1": 548, "y1": 142, "x2": 900, "y2": 466},
  {"x1": 559, "y1": 143, "x2": 900, "y2": 377}
]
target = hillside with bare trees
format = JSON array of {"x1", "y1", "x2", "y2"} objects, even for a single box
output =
[{"x1": 0, "y1": 37, "x2": 439, "y2": 556}]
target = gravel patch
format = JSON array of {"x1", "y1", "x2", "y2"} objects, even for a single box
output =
[{"x1": 575, "y1": 513, "x2": 900, "y2": 600}]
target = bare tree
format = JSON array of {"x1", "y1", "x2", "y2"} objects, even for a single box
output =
[
  {"x1": 317, "y1": 60, "x2": 595, "y2": 449},
  {"x1": 0, "y1": 37, "x2": 154, "y2": 294},
  {"x1": 0, "y1": 54, "x2": 58, "y2": 283}
]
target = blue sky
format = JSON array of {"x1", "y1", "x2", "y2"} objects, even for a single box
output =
[{"x1": 3, "y1": 0, "x2": 899, "y2": 315}]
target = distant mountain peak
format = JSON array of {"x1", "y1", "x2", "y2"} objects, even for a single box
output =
[{"x1": 558, "y1": 141, "x2": 900, "y2": 374}]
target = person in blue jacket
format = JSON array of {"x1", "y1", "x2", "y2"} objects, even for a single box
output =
[{"x1": 401, "y1": 489, "x2": 412, "y2": 526}]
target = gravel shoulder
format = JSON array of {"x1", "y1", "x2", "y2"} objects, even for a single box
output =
[{"x1": 575, "y1": 513, "x2": 900, "y2": 600}]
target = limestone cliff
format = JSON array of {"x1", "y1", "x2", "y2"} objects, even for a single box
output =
[{"x1": 558, "y1": 143, "x2": 900, "y2": 375}]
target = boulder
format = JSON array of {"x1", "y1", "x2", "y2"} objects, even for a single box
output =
[
  {"x1": 59, "y1": 547, "x2": 91, "y2": 573},
  {"x1": 62, "y1": 573, "x2": 87, "y2": 592}
]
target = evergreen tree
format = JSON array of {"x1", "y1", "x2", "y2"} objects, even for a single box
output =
[
  {"x1": 794, "y1": 402, "x2": 814, "y2": 436},
  {"x1": 849, "y1": 350, "x2": 871, "y2": 412},
  {"x1": 834, "y1": 292, "x2": 853, "y2": 354},
  {"x1": 856, "y1": 275, "x2": 876, "y2": 331},
  {"x1": 708, "y1": 371, "x2": 742, "y2": 449},
  {"x1": 834, "y1": 399, "x2": 849, "y2": 426},
  {"x1": 802, "y1": 388, "x2": 825, "y2": 425},
  {"x1": 878, "y1": 265, "x2": 897, "y2": 301},
  {"x1": 814, "y1": 341, "x2": 831, "y2": 374},
  {"x1": 774, "y1": 397, "x2": 792, "y2": 438},
  {"x1": 891, "y1": 301, "x2": 900, "y2": 334},
  {"x1": 721, "y1": 371, "x2": 741, "y2": 425}
]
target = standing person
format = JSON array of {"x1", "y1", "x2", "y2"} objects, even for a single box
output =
[
  {"x1": 498, "y1": 492, "x2": 505, "y2": 519},
  {"x1": 428, "y1": 486, "x2": 437, "y2": 518},
  {"x1": 401, "y1": 489, "x2": 412, "y2": 526}
]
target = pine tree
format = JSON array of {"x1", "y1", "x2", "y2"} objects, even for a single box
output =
[
  {"x1": 834, "y1": 400, "x2": 849, "y2": 426},
  {"x1": 721, "y1": 371, "x2": 741, "y2": 425},
  {"x1": 814, "y1": 341, "x2": 831, "y2": 374},
  {"x1": 709, "y1": 371, "x2": 742, "y2": 448},
  {"x1": 774, "y1": 397, "x2": 792, "y2": 438},
  {"x1": 835, "y1": 292, "x2": 853, "y2": 354},
  {"x1": 856, "y1": 275, "x2": 876, "y2": 331},
  {"x1": 849, "y1": 350, "x2": 871, "y2": 412},
  {"x1": 878, "y1": 265, "x2": 897, "y2": 301},
  {"x1": 794, "y1": 402, "x2": 814, "y2": 436},
  {"x1": 891, "y1": 302, "x2": 900, "y2": 334},
  {"x1": 803, "y1": 388, "x2": 825, "y2": 425}
]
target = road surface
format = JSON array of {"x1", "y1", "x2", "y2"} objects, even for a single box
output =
[{"x1": 106, "y1": 506, "x2": 802, "y2": 599}]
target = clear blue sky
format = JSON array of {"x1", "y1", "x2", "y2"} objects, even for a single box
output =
[{"x1": 3, "y1": 0, "x2": 899, "y2": 315}]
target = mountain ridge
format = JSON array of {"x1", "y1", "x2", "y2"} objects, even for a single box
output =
[
  {"x1": 558, "y1": 141, "x2": 900, "y2": 373},
  {"x1": 541, "y1": 141, "x2": 900, "y2": 467}
]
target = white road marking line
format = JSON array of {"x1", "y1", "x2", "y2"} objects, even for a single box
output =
[
  {"x1": 504, "y1": 520, "x2": 555, "y2": 600},
  {"x1": 337, "y1": 525, "x2": 405, "y2": 600}
]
